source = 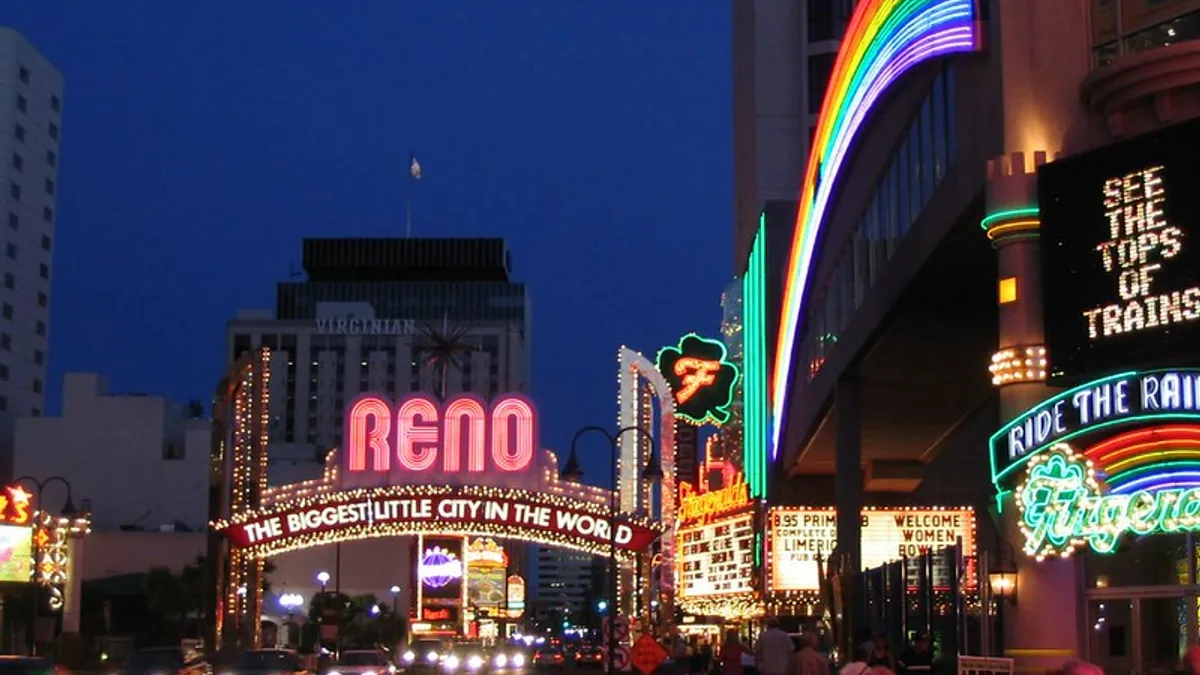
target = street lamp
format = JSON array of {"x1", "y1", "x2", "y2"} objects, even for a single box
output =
[
  {"x1": 317, "y1": 571, "x2": 330, "y2": 593},
  {"x1": 14, "y1": 475, "x2": 76, "y2": 656},
  {"x1": 569, "y1": 425, "x2": 662, "y2": 675},
  {"x1": 279, "y1": 593, "x2": 304, "y2": 647}
]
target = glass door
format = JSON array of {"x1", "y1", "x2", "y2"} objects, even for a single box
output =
[
  {"x1": 1139, "y1": 596, "x2": 1190, "y2": 675},
  {"x1": 1089, "y1": 599, "x2": 1134, "y2": 675}
]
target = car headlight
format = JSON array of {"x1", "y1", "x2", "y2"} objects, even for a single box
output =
[
  {"x1": 442, "y1": 656, "x2": 460, "y2": 671},
  {"x1": 467, "y1": 656, "x2": 484, "y2": 671},
  {"x1": 404, "y1": 652, "x2": 416, "y2": 663},
  {"x1": 329, "y1": 671, "x2": 342, "y2": 675},
  {"x1": 364, "y1": 670, "x2": 377, "y2": 675},
  {"x1": 511, "y1": 655, "x2": 525, "y2": 668},
  {"x1": 427, "y1": 652, "x2": 439, "y2": 663},
  {"x1": 390, "y1": 666, "x2": 398, "y2": 674},
  {"x1": 494, "y1": 654, "x2": 507, "y2": 669}
]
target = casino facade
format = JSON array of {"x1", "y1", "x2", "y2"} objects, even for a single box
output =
[{"x1": 749, "y1": 0, "x2": 1200, "y2": 672}]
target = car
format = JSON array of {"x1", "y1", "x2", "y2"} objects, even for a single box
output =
[
  {"x1": 531, "y1": 649, "x2": 565, "y2": 668},
  {"x1": 124, "y1": 647, "x2": 210, "y2": 675},
  {"x1": 438, "y1": 642, "x2": 488, "y2": 673},
  {"x1": 330, "y1": 650, "x2": 395, "y2": 675},
  {"x1": 0, "y1": 656, "x2": 65, "y2": 675},
  {"x1": 228, "y1": 649, "x2": 308, "y2": 675},
  {"x1": 574, "y1": 648, "x2": 603, "y2": 668},
  {"x1": 400, "y1": 640, "x2": 448, "y2": 675},
  {"x1": 485, "y1": 647, "x2": 526, "y2": 672}
]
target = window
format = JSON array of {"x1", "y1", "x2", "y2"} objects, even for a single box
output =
[
  {"x1": 31, "y1": 379, "x2": 41, "y2": 395},
  {"x1": 931, "y1": 74, "x2": 947, "y2": 183},
  {"x1": 40, "y1": 235, "x2": 51, "y2": 251},
  {"x1": 163, "y1": 443, "x2": 185, "y2": 460},
  {"x1": 4, "y1": 273, "x2": 13, "y2": 289},
  {"x1": 920, "y1": 98, "x2": 935, "y2": 202},
  {"x1": 13, "y1": 125, "x2": 23, "y2": 142},
  {"x1": 908, "y1": 125, "x2": 921, "y2": 223},
  {"x1": 36, "y1": 291, "x2": 47, "y2": 308},
  {"x1": 2, "y1": 304, "x2": 13, "y2": 320},
  {"x1": 50, "y1": 95, "x2": 60, "y2": 112},
  {"x1": 42, "y1": 207, "x2": 52, "y2": 224},
  {"x1": 47, "y1": 123, "x2": 58, "y2": 141},
  {"x1": 9, "y1": 183, "x2": 19, "y2": 201},
  {"x1": 35, "y1": 321, "x2": 45, "y2": 337},
  {"x1": 15, "y1": 95, "x2": 25, "y2": 113},
  {"x1": 1, "y1": 334, "x2": 12, "y2": 351},
  {"x1": 18, "y1": 67, "x2": 28, "y2": 84},
  {"x1": 33, "y1": 350, "x2": 43, "y2": 366},
  {"x1": 0, "y1": 396, "x2": 8, "y2": 412},
  {"x1": 43, "y1": 179, "x2": 54, "y2": 197},
  {"x1": 6, "y1": 213, "x2": 15, "y2": 230},
  {"x1": 0, "y1": 364, "x2": 10, "y2": 381},
  {"x1": 6, "y1": 244, "x2": 15, "y2": 260},
  {"x1": 30, "y1": 408, "x2": 39, "y2": 417},
  {"x1": 38, "y1": 263, "x2": 48, "y2": 280},
  {"x1": 46, "y1": 150, "x2": 56, "y2": 168},
  {"x1": 10, "y1": 154, "x2": 20, "y2": 171},
  {"x1": 946, "y1": 65, "x2": 957, "y2": 162}
]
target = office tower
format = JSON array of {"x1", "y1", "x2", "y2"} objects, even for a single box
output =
[{"x1": 0, "y1": 28, "x2": 63, "y2": 424}]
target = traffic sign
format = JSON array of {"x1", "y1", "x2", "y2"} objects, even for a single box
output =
[
  {"x1": 603, "y1": 616, "x2": 631, "y2": 642},
  {"x1": 602, "y1": 646, "x2": 631, "y2": 672},
  {"x1": 630, "y1": 634, "x2": 668, "y2": 675}
]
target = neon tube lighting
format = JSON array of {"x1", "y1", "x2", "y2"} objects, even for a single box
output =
[{"x1": 771, "y1": 0, "x2": 981, "y2": 458}]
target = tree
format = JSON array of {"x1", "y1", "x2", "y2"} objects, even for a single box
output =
[{"x1": 415, "y1": 312, "x2": 483, "y2": 399}]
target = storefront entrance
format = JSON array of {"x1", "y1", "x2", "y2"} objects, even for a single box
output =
[{"x1": 1086, "y1": 587, "x2": 1198, "y2": 674}]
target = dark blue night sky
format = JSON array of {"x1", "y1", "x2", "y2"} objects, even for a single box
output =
[{"x1": 5, "y1": 2, "x2": 733, "y2": 486}]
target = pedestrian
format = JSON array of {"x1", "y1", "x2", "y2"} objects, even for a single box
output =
[
  {"x1": 838, "y1": 644, "x2": 871, "y2": 675},
  {"x1": 867, "y1": 636, "x2": 895, "y2": 673},
  {"x1": 896, "y1": 633, "x2": 933, "y2": 675},
  {"x1": 719, "y1": 629, "x2": 749, "y2": 675},
  {"x1": 789, "y1": 633, "x2": 829, "y2": 675},
  {"x1": 755, "y1": 619, "x2": 794, "y2": 675}
]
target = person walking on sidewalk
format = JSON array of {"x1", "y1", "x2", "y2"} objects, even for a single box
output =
[{"x1": 755, "y1": 619, "x2": 793, "y2": 675}]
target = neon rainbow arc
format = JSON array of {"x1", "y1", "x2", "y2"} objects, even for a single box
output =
[
  {"x1": 1085, "y1": 425, "x2": 1200, "y2": 495},
  {"x1": 771, "y1": 0, "x2": 982, "y2": 456}
]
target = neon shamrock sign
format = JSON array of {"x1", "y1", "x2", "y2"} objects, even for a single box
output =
[
  {"x1": 656, "y1": 333, "x2": 740, "y2": 426},
  {"x1": 1016, "y1": 432, "x2": 1200, "y2": 560}
]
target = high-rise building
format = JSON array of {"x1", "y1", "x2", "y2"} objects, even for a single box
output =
[
  {"x1": 0, "y1": 28, "x2": 64, "y2": 427},
  {"x1": 533, "y1": 546, "x2": 601, "y2": 628},
  {"x1": 731, "y1": 0, "x2": 853, "y2": 265},
  {"x1": 227, "y1": 238, "x2": 533, "y2": 456}
]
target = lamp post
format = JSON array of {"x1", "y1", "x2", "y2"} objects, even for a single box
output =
[
  {"x1": 390, "y1": 585, "x2": 401, "y2": 615},
  {"x1": 279, "y1": 593, "x2": 304, "y2": 648},
  {"x1": 317, "y1": 571, "x2": 330, "y2": 594},
  {"x1": 14, "y1": 475, "x2": 76, "y2": 656},
  {"x1": 569, "y1": 425, "x2": 662, "y2": 675}
]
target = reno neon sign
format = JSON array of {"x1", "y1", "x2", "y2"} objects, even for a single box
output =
[{"x1": 345, "y1": 393, "x2": 537, "y2": 475}]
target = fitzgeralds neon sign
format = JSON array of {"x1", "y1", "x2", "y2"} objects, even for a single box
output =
[
  {"x1": 344, "y1": 393, "x2": 537, "y2": 475},
  {"x1": 677, "y1": 479, "x2": 751, "y2": 526},
  {"x1": 656, "y1": 334, "x2": 740, "y2": 426},
  {"x1": 990, "y1": 369, "x2": 1200, "y2": 484},
  {"x1": 1015, "y1": 439, "x2": 1200, "y2": 560}
]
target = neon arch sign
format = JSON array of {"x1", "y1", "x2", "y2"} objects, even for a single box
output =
[{"x1": 345, "y1": 393, "x2": 538, "y2": 474}]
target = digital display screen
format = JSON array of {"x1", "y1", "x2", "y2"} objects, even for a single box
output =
[
  {"x1": 0, "y1": 524, "x2": 32, "y2": 583},
  {"x1": 1039, "y1": 118, "x2": 1200, "y2": 381}
]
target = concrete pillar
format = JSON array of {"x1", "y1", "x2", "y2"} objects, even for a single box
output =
[
  {"x1": 985, "y1": 153, "x2": 1084, "y2": 670},
  {"x1": 835, "y1": 374, "x2": 862, "y2": 652}
]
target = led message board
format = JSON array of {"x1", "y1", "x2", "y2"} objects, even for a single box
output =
[
  {"x1": 656, "y1": 334, "x2": 740, "y2": 426},
  {"x1": 1015, "y1": 424, "x2": 1200, "y2": 560},
  {"x1": 0, "y1": 525, "x2": 31, "y2": 583},
  {"x1": 1039, "y1": 117, "x2": 1200, "y2": 382},
  {"x1": 675, "y1": 480, "x2": 756, "y2": 601},
  {"x1": 767, "y1": 507, "x2": 976, "y2": 593},
  {"x1": 466, "y1": 538, "x2": 507, "y2": 609},
  {"x1": 506, "y1": 575, "x2": 526, "y2": 618},
  {"x1": 989, "y1": 368, "x2": 1200, "y2": 485},
  {"x1": 344, "y1": 392, "x2": 536, "y2": 476}
]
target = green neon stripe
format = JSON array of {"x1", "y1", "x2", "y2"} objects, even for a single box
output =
[
  {"x1": 980, "y1": 206, "x2": 1040, "y2": 230},
  {"x1": 742, "y1": 216, "x2": 769, "y2": 499}
]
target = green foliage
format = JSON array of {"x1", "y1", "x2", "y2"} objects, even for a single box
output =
[{"x1": 307, "y1": 592, "x2": 404, "y2": 649}]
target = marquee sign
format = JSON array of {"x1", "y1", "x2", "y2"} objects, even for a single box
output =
[
  {"x1": 344, "y1": 392, "x2": 537, "y2": 476},
  {"x1": 989, "y1": 368, "x2": 1200, "y2": 485},
  {"x1": 1040, "y1": 116, "x2": 1200, "y2": 381},
  {"x1": 656, "y1": 334, "x2": 740, "y2": 426},
  {"x1": 677, "y1": 479, "x2": 751, "y2": 526},
  {"x1": 766, "y1": 507, "x2": 977, "y2": 593},
  {"x1": 1015, "y1": 424, "x2": 1200, "y2": 560},
  {"x1": 219, "y1": 485, "x2": 661, "y2": 558}
]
